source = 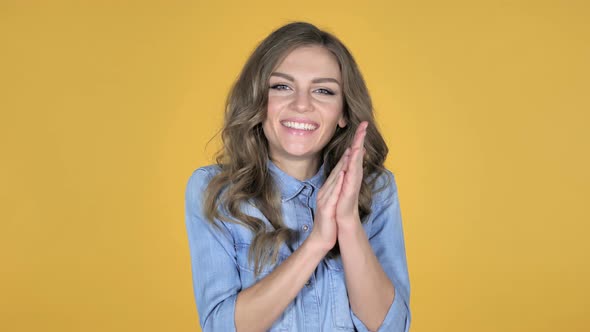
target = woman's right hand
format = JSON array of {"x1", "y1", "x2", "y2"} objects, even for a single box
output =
[{"x1": 308, "y1": 147, "x2": 351, "y2": 252}]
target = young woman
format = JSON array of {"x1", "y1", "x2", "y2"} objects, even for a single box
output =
[{"x1": 185, "y1": 22, "x2": 411, "y2": 332}]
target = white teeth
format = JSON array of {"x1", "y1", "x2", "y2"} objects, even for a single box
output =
[{"x1": 282, "y1": 121, "x2": 317, "y2": 131}]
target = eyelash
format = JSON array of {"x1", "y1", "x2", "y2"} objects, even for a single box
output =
[{"x1": 269, "y1": 84, "x2": 335, "y2": 96}]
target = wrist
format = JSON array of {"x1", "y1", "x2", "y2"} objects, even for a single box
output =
[
  {"x1": 337, "y1": 215, "x2": 363, "y2": 237},
  {"x1": 305, "y1": 231, "x2": 334, "y2": 256}
]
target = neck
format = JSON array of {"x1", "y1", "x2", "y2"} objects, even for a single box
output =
[{"x1": 271, "y1": 156, "x2": 321, "y2": 181}]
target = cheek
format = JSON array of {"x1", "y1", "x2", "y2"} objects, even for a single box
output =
[
  {"x1": 262, "y1": 104, "x2": 279, "y2": 138},
  {"x1": 325, "y1": 105, "x2": 344, "y2": 127},
  {"x1": 261, "y1": 120, "x2": 275, "y2": 149},
  {"x1": 264, "y1": 100, "x2": 278, "y2": 126},
  {"x1": 266, "y1": 98, "x2": 282, "y2": 118}
]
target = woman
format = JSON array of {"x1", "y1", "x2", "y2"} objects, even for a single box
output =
[{"x1": 185, "y1": 22, "x2": 411, "y2": 332}]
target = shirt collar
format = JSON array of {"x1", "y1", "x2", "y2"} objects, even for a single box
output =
[{"x1": 267, "y1": 159, "x2": 326, "y2": 202}]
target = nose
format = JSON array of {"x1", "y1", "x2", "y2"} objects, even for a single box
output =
[{"x1": 292, "y1": 90, "x2": 313, "y2": 113}]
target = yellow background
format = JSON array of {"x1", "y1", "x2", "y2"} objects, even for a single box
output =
[{"x1": 1, "y1": 1, "x2": 589, "y2": 331}]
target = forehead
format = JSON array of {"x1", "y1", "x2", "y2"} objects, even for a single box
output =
[{"x1": 273, "y1": 45, "x2": 341, "y2": 80}]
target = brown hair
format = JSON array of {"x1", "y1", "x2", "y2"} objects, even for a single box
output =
[{"x1": 204, "y1": 21, "x2": 388, "y2": 276}]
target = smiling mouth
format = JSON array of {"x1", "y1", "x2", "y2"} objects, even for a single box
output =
[{"x1": 281, "y1": 121, "x2": 318, "y2": 131}]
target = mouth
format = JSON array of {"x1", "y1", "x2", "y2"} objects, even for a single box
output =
[{"x1": 280, "y1": 120, "x2": 319, "y2": 131}]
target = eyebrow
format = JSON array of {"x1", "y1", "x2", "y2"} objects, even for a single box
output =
[{"x1": 270, "y1": 72, "x2": 341, "y2": 85}]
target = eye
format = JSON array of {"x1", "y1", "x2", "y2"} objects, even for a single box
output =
[
  {"x1": 315, "y1": 88, "x2": 335, "y2": 95},
  {"x1": 269, "y1": 84, "x2": 291, "y2": 91}
]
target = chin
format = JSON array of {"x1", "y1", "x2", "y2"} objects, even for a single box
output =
[
  {"x1": 285, "y1": 150, "x2": 315, "y2": 159},
  {"x1": 281, "y1": 146, "x2": 319, "y2": 160}
]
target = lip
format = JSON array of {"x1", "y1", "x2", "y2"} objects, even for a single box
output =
[
  {"x1": 279, "y1": 117, "x2": 319, "y2": 135},
  {"x1": 280, "y1": 117, "x2": 320, "y2": 127}
]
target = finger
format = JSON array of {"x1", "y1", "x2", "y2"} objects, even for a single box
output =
[
  {"x1": 341, "y1": 129, "x2": 367, "y2": 194},
  {"x1": 351, "y1": 142, "x2": 365, "y2": 176},
  {"x1": 343, "y1": 123, "x2": 366, "y2": 176},
  {"x1": 318, "y1": 165, "x2": 345, "y2": 205},
  {"x1": 347, "y1": 127, "x2": 366, "y2": 172},
  {"x1": 334, "y1": 147, "x2": 351, "y2": 173},
  {"x1": 351, "y1": 121, "x2": 368, "y2": 151},
  {"x1": 341, "y1": 145, "x2": 354, "y2": 173},
  {"x1": 318, "y1": 165, "x2": 339, "y2": 201},
  {"x1": 319, "y1": 163, "x2": 347, "y2": 204},
  {"x1": 325, "y1": 170, "x2": 345, "y2": 206},
  {"x1": 340, "y1": 156, "x2": 362, "y2": 196},
  {"x1": 323, "y1": 148, "x2": 350, "y2": 189},
  {"x1": 333, "y1": 147, "x2": 351, "y2": 178}
]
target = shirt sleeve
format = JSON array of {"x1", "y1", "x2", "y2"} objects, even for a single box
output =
[
  {"x1": 185, "y1": 168, "x2": 241, "y2": 332},
  {"x1": 351, "y1": 171, "x2": 412, "y2": 332}
]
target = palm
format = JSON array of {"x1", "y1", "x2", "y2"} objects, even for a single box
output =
[
  {"x1": 336, "y1": 122, "x2": 367, "y2": 222},
  {"x1": 310, "y1": 121, "x2": 367, "y2": 249}
]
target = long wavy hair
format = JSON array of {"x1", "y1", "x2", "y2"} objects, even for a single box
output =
[{"x1": 204, "y1": 22, "x2": 389, "y2": 276}]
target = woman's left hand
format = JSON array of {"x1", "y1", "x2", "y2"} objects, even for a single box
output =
[{"x1": 336, "y1": 121, "x2": 368, "y2": 228}]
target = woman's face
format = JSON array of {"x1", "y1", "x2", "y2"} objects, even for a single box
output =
[{"x1": 263, "y1": 45, "x2": 346, "y2": 166}]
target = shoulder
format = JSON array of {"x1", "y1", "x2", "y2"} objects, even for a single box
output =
[
  {"x1": 185, "y1": 164, "x2": 222, "y2": 199},
  {"x1": 369, "y1": 168, "x2": 399, "y2": 207},
  {"x1": 187, "y1": 164, "x2": 222, "y2": 185}
]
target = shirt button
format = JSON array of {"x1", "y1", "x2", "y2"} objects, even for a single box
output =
[
  {"x1": 305, "y1": 280, "x2": 311, "y2": 287},
  {"x1": 302, "y1": 224, "x2": 309, "y2": 232}
]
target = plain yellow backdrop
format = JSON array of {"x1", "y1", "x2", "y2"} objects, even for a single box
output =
[{"x1": 1, "y1": 1, "x2": 589, "y2": 331}]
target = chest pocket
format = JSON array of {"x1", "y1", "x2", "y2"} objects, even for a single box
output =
[
  {"x1": 235, "y1": 243, "x2": 295, "y2": 332},
  {"x1": 325, "y1": 256, "x2": 356, "y2": 331}
]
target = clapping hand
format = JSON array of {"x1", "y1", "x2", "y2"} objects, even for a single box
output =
[
  {"x1": 309, "y1": 121, "x2": 367, "y2": 251},
  {"x1": 336, "y1": 121, "x2": 367, "y2": 228}
]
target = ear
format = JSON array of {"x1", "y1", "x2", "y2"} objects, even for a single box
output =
[{"x1": 337, "y1": 116, "x2": 347, "y2": 128}]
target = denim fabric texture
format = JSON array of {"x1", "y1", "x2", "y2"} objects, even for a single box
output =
[{"x1": 185, "y1": 160, "x2": 411, "y2": 331}]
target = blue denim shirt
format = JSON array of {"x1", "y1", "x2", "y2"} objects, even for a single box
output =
[{"x1": 185, "y1": 161, "x2": 411, "y2": 331}]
